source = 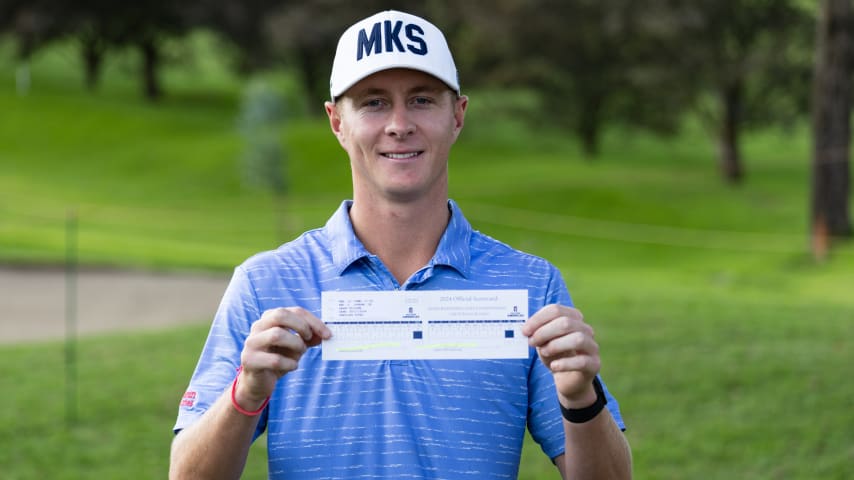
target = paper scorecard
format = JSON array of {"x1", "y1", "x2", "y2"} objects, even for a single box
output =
[{"x1": 321, "y1": 289, "x2": 529, "y2": 360}]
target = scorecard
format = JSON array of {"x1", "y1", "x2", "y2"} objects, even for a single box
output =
[{"x1": 321, "y1": 289, "x2": 530, "y2": 360}]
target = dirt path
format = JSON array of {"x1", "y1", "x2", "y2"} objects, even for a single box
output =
[{"x1": 0, "y1": 266, "x2": 230, "y2": 344}]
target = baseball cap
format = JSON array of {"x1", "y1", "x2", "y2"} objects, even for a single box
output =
[{"x1": 329, "y1": 10, "x2": 460, "y2": 100}]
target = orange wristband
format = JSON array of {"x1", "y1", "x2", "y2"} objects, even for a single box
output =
[{"x1": 230, "y1": 366, "x2": 270, "y2": 416}]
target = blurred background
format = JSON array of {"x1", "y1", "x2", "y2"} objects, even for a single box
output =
[{"x1": 0, "y1": 0, "x2": 851, "y2": 478}]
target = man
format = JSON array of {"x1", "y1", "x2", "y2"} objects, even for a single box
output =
[{"x1": 170, "y1": 10, "x2": 631, "y2": 480}]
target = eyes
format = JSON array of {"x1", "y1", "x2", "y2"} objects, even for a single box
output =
[{"x1": 360, "y1": 95, "x2": 437, "y2": 111}]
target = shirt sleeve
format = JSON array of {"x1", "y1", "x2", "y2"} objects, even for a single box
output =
[
  {"x1": 526, "y1": 265, "x2": 627, "y2": 461},
  {"x1": 173, "y1": 265, "x2": 268, "y2": 440}
]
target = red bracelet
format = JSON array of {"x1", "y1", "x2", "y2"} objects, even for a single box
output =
[{"x1": 230, "y1": 366, "x2": 270, "y2": 416}]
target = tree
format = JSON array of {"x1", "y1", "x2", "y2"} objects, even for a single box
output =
[
  {"x1": 267, "y1": 0, "x2": 416, "y2": 113},
  {"x1": 62, "y1": 0, "x2": 126, "y2": 91},
  {"x1": 452, "y1": 0, "x2": 815, "y2": 173},
  {"x1": 455, "y1": 0, "x2": 693, "y2": 157},
  {"x1": 811, "y1": 0, "x2": 852, "y2": 260},
  {"x1": 0, "y1": 0, "x2": 67, "y2": 94},
  {"x1": 1, "y1": 1, "x2": 198, "y2": 99},
  {"x1": 677, "y1": 0, "x2": 813, "y2": 183},
  {"x1": 194, "y1": 0, "x2": 289, "y2": 74},
  {"x1": 88, "y1": 2, "x2": 194, "y2": 101},
  {"x1": 56, "y1": 1, "x2": 198, "y2": 100},
  {"x1": 0, "y1": 1, "x2": 61, "y2": 56}
]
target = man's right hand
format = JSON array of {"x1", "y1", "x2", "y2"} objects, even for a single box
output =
[{"x1": 234, "y1": 307, "x2": 332, "y2": 410}]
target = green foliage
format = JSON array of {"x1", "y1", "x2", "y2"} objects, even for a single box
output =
[
  {"x1": 0, "y1": 326, "x2": 272, "y2": 479},
  {"x1": 1, "y1": 37, "x2": 853, "y2": 479},
  {"x1": 237, "y1": 78, "x2": 288, "y2": 194},
  {"x1": 0, "y1": 275, "x2": 851, "y2": 479}
]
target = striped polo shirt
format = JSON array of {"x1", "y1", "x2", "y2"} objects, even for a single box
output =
[{"x1": 175, "y1": 199, "x2": 625, "y2": 479}]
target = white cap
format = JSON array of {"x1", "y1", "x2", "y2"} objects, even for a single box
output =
[{"x1": 329, "y1": 10, "x2": 460, "y2": 100}]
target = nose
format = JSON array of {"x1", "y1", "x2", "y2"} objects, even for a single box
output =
[{"x1": 385, "y1": 104, "x2": 415, "y2": 138}]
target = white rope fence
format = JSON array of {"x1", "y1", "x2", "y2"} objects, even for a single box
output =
[{"x1": 463, "y1": 202, "x2": 815, "y2": 254}]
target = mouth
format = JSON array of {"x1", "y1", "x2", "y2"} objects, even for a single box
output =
[{"x1": 382, "y1": 151, "x2": 423, "y2": 160}]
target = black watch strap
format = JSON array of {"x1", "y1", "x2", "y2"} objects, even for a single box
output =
[{"x1": 560, "y1": 377, "x2": 607, "y2": 424}]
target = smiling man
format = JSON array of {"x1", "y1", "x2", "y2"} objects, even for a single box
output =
[{"x1": 169, "y1": 10, "x2": 631, "y2": 480}]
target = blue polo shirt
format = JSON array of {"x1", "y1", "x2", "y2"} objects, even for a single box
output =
[{"x1": 175, "y1": 200, "x2": 625, "y2": 479}]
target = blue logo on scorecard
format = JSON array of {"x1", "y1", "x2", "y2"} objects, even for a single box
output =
[{"x1": 357, "y1": 20, "x2": 427, "y2": 60}]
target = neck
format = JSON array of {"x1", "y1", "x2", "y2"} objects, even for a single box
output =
[{"x1": 349, "y1": 193, "x2": 449, "y2": 285}]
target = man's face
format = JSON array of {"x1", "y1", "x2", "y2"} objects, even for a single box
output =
[{"x1": 325, "y1": 68, "x2": 467, "y2": 204}]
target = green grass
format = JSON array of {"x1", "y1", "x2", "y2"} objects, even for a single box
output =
[{"x1": 1, "y1": 36, "x2": 853, "y2": 479}]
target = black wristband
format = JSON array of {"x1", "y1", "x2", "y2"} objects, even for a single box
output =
[{"x1": 560, "y1": 377, "x2": 607, "y2": 424}]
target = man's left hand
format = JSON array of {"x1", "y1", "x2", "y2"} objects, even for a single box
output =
[{"x1": 522, "y1": 304, "x2": 601, "y2": 407}]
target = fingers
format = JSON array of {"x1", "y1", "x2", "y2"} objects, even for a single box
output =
[
  {"x1": 523, "y1": 304, "x2": 593, "y2": 347},
  {"x1": 544, "y1": 348, "x2": 601, "y2": 374},
  {"x1": 250, "y1": 307, "x2": 332, "y2": 345},
  {"x1": 243, "y1": 350, "x2": 302, "y2": 374},
  {"x1": 244, "y1": 324, "x2": 308, "y2": 364},
  {"x1": 536, "y1": 330, "x2": 597, "y2": 359},
  {"x1": 237, "y1": 307, "x2": 330, "y2": 401},
  {"x1": 524, "y1": 304, "x2": 602, "y2": 400},
  {"x1": 246, "y1": 307, "x2": 331, "y2": 362}
]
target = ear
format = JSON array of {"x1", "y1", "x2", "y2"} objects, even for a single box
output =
[
  {"x1": 452, "y1": 95, "x2": 468, "y2": 140},
  {"x1": 325, "y1": 101, "x2": 346, "y2": 146}
]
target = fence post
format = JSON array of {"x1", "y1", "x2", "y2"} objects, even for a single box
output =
[{"x1": 65, "y1": 209, "x2": 78, "y2": 426}]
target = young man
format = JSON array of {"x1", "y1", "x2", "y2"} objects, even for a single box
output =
[{"x1": 170, "y1": 10, "x2": 631, "y2": 480}]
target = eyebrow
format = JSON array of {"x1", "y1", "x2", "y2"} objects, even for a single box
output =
[{"x1": 351, "y1": 84, "x2": 446, "y2": 100}]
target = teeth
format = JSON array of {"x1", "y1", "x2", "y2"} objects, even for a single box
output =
[{"x1": 385, "y1": 152, "x2": 419, "y2": 159}]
